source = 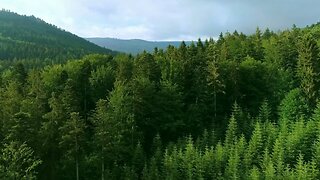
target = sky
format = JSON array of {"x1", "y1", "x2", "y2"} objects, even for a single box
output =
[{"x1": 1, "y1": 0, "x2": 320, "y2": 41}]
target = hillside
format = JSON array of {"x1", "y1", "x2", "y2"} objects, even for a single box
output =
[
  {"x1": 0, "y1": 10, "x2": 116, "y2": 61},
  {"x1": 86, "y1": 37, "x2": 191, "y2": 54}
]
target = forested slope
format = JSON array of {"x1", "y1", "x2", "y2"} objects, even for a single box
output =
[
  {"x1": 0, "y1": 10, "x2": 115, "y2": 68},
  {"x1": 2, "y1": 20, "x2": 320, "y2": 179}
]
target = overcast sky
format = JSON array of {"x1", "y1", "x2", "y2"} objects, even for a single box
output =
[{"x1": 1, "y1": 0, "x2": 320, "y2": 40}]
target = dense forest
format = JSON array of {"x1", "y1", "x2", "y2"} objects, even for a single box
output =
[{"x1": 2, "y1": 11, "x2": 320, "y2": 180}]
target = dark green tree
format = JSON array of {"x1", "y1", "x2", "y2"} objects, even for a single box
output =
[{"x1": 59, "y1": 112, "x2": 85, "y2": 180}]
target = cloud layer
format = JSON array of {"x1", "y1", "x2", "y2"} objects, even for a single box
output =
[{"x1": 1, "y1": 0, "x2": 320, "y2": 40}]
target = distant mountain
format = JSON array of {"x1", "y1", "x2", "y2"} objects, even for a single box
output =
[
  {"x1": 0, "y1": 10, "x2": 116, "y2": 61},
  {"x1": 86, "y1": 37, "x2": 191, "y2": 54}
]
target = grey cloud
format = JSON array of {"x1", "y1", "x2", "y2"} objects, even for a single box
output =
[{"x1": 2, "y1": 0, "x2": 320, "y2": 40}]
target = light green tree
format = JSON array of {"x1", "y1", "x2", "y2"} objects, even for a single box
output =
[{"x1": 0, "y1": 142, "x2": 42, "y2": 180}]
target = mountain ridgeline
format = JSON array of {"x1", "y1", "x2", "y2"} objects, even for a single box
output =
[
  {"x1": 86, "y1": 37, "x2": 192, "y2": 54},
  {"x1": 0, "y1": 10, "x2": 115, "y2": 62}
]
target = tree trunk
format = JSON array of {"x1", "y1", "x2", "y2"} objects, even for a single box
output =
[
  {"x1": 76, "y1": 137, "x2": 79, "y2": 180},
  {"x1": 101, "y1": 156, "x2": 105, "y2": 180},
  {"x1": 214, "y1": 86, "x2": 217, "y2": 118},
  {"x1": 84, "y1": 81, "x2": 87, "y2": 121}
]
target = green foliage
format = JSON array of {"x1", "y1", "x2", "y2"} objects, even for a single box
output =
[
  {"x1": 258, "y1": 99, "x2": 272, "y2": 123},
  {"x1": 297, "y1": 34, "x2": 320, "y2": 109},
  {"x1": 2, "y1": 18, "x2": 320, "y2": 179},
  {"x1": 226, "y1": 146, "x2": 240, "y2": 179},
  {"x1": 244, "y1": 122, "x2": 263, "y2": 169},
  {"x1": 279, "y1": 88, "x2": 309, "y2": 122},
  {"x1": 225, "y1": 114, "x2": 238, "y2": 150},
  {"x1": 0, "y1": 142, "x2": 42, "y2": 179}
]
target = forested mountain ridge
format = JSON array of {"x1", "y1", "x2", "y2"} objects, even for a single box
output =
[
  {"x1": 0, "y1": 10, "x2": 116, "y2": 62},
  {"x1": 2, "y1": 12, "x2": 320, "y2": 179},
  {"x1": 86, "y1": 37, "x2": 192, "y2": 54}
]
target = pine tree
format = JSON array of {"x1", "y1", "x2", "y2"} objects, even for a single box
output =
[
  {"x1": 296, "y1": 34, "x2": 320, "y2": 109},
  {"x1": 313, "y1": 137, "x2": 320, "y2": 173},
  {"x1": 202, "y1": 146, "x2": 215, "y2": 179},
  {"x1": 0, "y1": 142, "x2": 42, "y2": 179},
  {"x1": 272, "y1": 138, "x2": 285, "y2": 179},
  {"x1": 142, "y1": 163, "x2": 150, "y2": 180},
  {"x1": 295, "y1": 154, "x2": 308, "y2": 180},
  {"x1": 279, "y1": 88, "x2": 308, "y2": 122},
  {"x1": 41, "y1": 93, "x2": 66, "y2": 179},
  {"x1": 134, "y1": 52, "x2": 161, "y2": 83},
  {"x1": 93, "y1": 81, "x2": 137, "y2": 179},
  {"x1": 151, "y1": 134, "x2": 163, "y2": 167},
  {"x1": 258, "y1": 99, "x2": 272, "y2": 123},
  {"x1": 132, "y1": 142, "x2": 146, "y2": 177},
  {"x1": 236, "y1": 135, "x2": 247, "y2": 179},
  {"x1": 92, "y1": 99, "x2": 109, "y2": 180},
  {"x1": 184, "y1": 136, "x2": 196, "y2": 180},
  {"x1": 308, "y1": 160, "x2": 319, "y2": 180},
  {"x1": 214, "y1": 142, "x2": 226, "y2": 179},
  {"x1": 207, "y1": 44, "x2": 225, "y2": 118},
  {"x1": 225, "y1": 115, "x2": 238, "y2": 151},
  {"x1": 89, "y1": 65, "x2": 115, "y2": 102},
  {"x1": 199, "y1": 129, "x2": 209, "y2": 150},
  {"x1": 244, "y1": 122, "x2": 263, "y2": 169},
  {"x1": 285, "y1": 119, "x2": 305, "y2": 165},
  {"x1": 78, "y1": 60, "x2": 92, "y2": 119},
  {"x1": 251, "y1": 27, "x2": 264, "y2": 60},
  {"x1": 163, "y1": 148, "x2": 179, "y2": 180},
  {"x1": 12, "y1": 62, "x2": 27, "y2": 87},
  {"x1": 1, "y1": 81, "x2": 23, "y2": 137},
  {"x1": 59, "y1": 112, "x2": 85, "y2": 180},
  {"x1": 312, "y1": 101, "x2": 320, "y2": 122},
  {"x1": 115, "y1": 54, "x2": 133, "y2": 83},
  {"x1": 231, "y1": 102, "x2": 249, "y2": 138},
  {"x1": 61, "y1": 79, "x2": 81, "y2": 114},
  {"x1": 148, "y1": 157, "x2": 160, "y2": 180},
  {"x1": 226, "y1": 146, "x2": 240, "y2": 179},
  {"x1": 262, "y1": 148, "x2": 275, "y2": 180},
  {"x1": 153, "y1": 80, "x2": 184, "y2": 142},
  {"x1": 248, "y1": 166, "x2": 260, "y2": 180}
]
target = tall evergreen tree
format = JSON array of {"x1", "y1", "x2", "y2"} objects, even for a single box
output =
[
  {"x1": 225, "y1": 115, "x2": 238, "y2": 151},
  {"x1": 296, "y1": 34, "x2": 320, "y2": 109},
  {"x1": 59, "y1": 112, "x2": 85, "y2": 180},
  {"x1": 207, "y1": 44, "x2": 225, "y2": 118}
]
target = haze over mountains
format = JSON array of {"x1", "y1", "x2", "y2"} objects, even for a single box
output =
[
  {"x1": 86, "y1": 37, "x2": 192, "y2": 54},
  {"x1": 0, "y1": 9, "x2": 191, "y2": 59}
]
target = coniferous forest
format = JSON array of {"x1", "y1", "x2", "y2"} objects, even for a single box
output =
[{"x1": 3, "y1": 10, "x2": 320, "y2": 180}]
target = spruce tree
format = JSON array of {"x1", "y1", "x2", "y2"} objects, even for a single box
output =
[
  {"x1": 225, "y1": 115, "x2": 238, "y2": 151},
  {"x1": 272, "y1": 138, "x2": 285, "y2": 179},
  {"x1": 262, "y1": 149, "x2": 275, "y2": 180},
  {"x1": 59, "y1": 112, "x2": 85, "y2": 180},
  {"x1": 226, "y1": 146, "x2": 240, "y2": 179},
  {"x1": 296, "y1": 34, "x2": 320, "y2": 110},
  {"x1": 244, "y1": 122, "x2": 263, "y2": 170},
  {"x1": 295, "y1": 154, "x2": 308, "y2": 180}
]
